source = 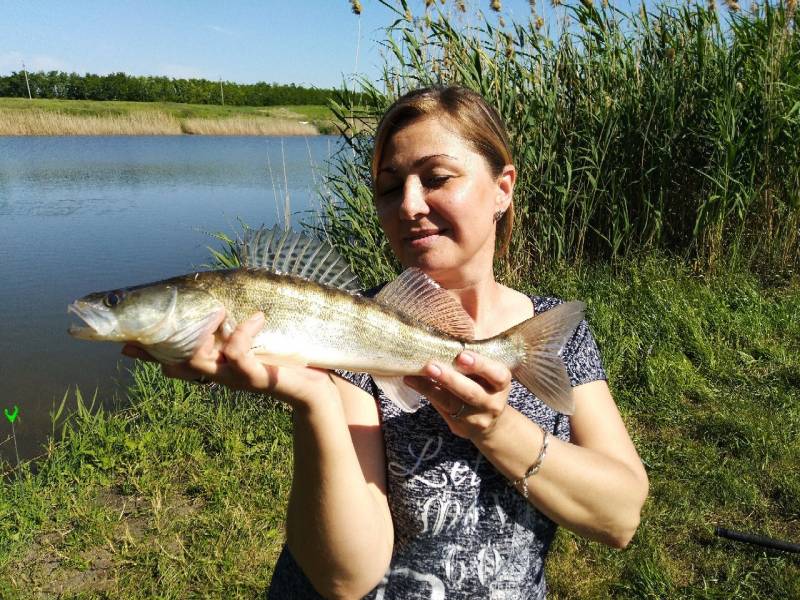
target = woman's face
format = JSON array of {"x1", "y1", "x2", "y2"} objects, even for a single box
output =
[{"x1": 374, "y1": 116, "x2": 514, "y2": 281}]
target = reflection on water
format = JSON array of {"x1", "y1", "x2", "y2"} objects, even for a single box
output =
[{"x1": 0, "y1": 135, "x2": 342, "y2": 463}]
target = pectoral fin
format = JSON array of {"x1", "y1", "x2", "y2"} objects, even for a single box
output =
[{"x1": 373, "y1": 375, "x2": 424, "y2": 412}]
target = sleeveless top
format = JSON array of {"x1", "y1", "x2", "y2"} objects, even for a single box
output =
[{"x1": 268, "y1": 296, "x2": 607, "y2": 599}]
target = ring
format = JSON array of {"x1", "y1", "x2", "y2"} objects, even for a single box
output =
[{"x1": 450, "y1": 402, "x2": 467, "y2": 420}]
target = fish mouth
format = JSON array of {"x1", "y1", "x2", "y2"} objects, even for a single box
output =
[{"x1": 68, "y1": 301, "x2": 118, "y2": 340}]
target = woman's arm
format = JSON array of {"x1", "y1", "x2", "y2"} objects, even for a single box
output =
[
  {"x1": 405, "y1": 351, "x2": 648, "y2": 549},
  {"x1": 125, "y1": 312, "x2": 393, "y2": 599},
  {"x1": 286, "y1": 375, "x2": 393, "y2": 599},
  {"x1": 472, "y1": 380, "x2": 648, "y2": 548}
]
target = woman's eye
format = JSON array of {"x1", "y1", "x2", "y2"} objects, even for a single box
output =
[
  {"x1": 426, "y1": 175, "x2": 451, "y2": 188},
  {"x1": 377, "y1": 185, "x2": 401, "y2": 197},
  {"x1": 103, "y1": 291, "x2": 124, "y2": 307}
]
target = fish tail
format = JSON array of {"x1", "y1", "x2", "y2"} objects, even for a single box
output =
[{"x1": 503, "y1": 301, "x2": 585, "y2": 415}]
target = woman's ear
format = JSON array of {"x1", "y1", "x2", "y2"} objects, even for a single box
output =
[{"x1": 496, "y1": 164, "x2": 516, "y2": 213}]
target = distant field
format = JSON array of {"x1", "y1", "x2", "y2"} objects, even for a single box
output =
[{"x1": 0, "y1": 98, "x2": 338, "y2": 135}]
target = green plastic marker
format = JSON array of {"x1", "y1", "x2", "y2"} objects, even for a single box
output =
[{"x1": 4, "y1": 406, "x2": 18, "y2": 424}]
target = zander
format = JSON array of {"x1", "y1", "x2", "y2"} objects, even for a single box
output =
[{"x1": 68, "y1": 227, "x2": 585, "y2": 414}]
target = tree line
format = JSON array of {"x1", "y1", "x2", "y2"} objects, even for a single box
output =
[{"x1": 0, "y1": 70, "x2": 343, "y2": 106}]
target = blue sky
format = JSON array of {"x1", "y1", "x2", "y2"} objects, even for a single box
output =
[{"x1": 0, "y1": 0, "x2": 547, "y2": 89}]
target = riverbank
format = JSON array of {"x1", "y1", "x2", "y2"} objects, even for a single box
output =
[
  {"x1": 0, "y1": 98, "x2": 336, "y2": 135},
  {"x1": 0, "y1": 257, "x2": 797, "y2": 598}
]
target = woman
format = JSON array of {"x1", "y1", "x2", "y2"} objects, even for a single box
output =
[{"x1": 129, "y1": 86, "x2": 648, "y2": 599}]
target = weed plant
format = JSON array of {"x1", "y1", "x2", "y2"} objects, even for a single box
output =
[
  {"x1": 0, "y1": 98, "x2": 336, "y2": 136},
  {"x1": 0, "y1": 2, "x2": 797, "y2": 596},
  {"x1": 0, "y1": 257, "x2": 795, "y2": 597},
  {"x1": 322, "y1": 0, "x2": 800, "y2": 277}
]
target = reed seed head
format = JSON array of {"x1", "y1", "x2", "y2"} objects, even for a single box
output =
[
  {"x1": 456, "y1": 0, "x2": 466, "y2": 11},
  {"x1": 350, "y1": 0, "x2": 362, "y2": 15},
  {"x1": 551, "y1": 0, "x2": 563, "y2": 7},
  {"x1": 535, "y1": 15, "x2": 545, "y2": 29},
  {"x1": 425, "y1": 0, "x2": 435, "y2": 8},
  {"x1": 491, "y1": 0, "x2": 502, "y2": 11},
  {"x1": 724, "y1": 0, "x2": 740, "y2": 11}
]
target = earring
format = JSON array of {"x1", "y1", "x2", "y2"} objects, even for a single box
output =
[{"x1": 493, "y1": 209, "x2": 506, "y2": 223}]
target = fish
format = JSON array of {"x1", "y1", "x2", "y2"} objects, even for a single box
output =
[{"x1": 68, "y1": 227, "x2": 585, "y2": 414}]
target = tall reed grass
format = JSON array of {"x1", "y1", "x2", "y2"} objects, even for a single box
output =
[
  {"x1": 321, "y1": 0, "x2": 800, "y2": 277},
  {"x1": 0, "y1": 110, "x2": 183, "y2": 135},
  {"x1": 181, "y1": 116, "x2": 317, "y2": 136},
  {"x1": 0, "y1": 109, "x2": 319, "y2": 136}
]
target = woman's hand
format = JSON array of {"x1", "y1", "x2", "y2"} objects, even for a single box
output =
[
  {"x1": 122, "y1": 310, "x2": 337, "y2": 411},
  {"x1": 403, "y1": 350, "x2": 512, "y2": 441}
]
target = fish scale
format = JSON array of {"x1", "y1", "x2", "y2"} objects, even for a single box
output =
[{"x1": 68, "y1": 227, "x2": 585, "y2": 414}]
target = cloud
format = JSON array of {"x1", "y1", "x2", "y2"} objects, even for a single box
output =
[
  {"x1": 206, "y1": 25, "x2": 236, "y2": 36},
  {"x1": 0, "y1": 51, "x2": 69, "y2": 73}
]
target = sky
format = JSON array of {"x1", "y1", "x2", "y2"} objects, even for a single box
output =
[{"x1": 0, "y1": 0, "x2": 545, "y2": 89}]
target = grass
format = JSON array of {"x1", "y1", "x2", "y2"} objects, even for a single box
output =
[
  {"x1": 0, "y1": 367, "x2": 294, "y2": 598},
  {"x1": 1, "y1": 1, "x2": 797, "y2": 596},
  {"x1": 0, "y1": 256, "x2": 796, "y2": 598},
  {"x1": 528, "y1": 258, "x2": 800, "y2": 599},
  {"x1": 327, "y1": 0, "x2": 800, "y2": 272},
  {"x1": 0, "y1": 98, "x2": 338, "y2": 135}
]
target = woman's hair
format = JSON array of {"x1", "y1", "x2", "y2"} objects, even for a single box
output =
[{"x1": 372, "y1": 85, "x2": 515, "y2": 256}]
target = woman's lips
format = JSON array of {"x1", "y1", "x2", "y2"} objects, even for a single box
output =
[{"x1": 404, "y1": 229, "x2": 446, "y2": 248}]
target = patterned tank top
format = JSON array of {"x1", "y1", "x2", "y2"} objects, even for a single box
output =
[{"x1": 268, "y1": 296, "x2": 607, "y2": 599}]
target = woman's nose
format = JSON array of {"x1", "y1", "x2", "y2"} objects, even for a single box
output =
[{"x1": 399, "y1": 178, "x2": 429, "y2": 219}]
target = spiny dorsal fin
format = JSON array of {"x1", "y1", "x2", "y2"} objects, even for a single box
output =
[
  {"x1": 375, "y1": 268, "x2": 474, "y2": 340},
  {"x1": 235, "y1": 226, "x2": 361, "y2": 293}
]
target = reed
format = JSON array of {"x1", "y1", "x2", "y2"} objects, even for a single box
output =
[
  {"x1": 181, "y1": 116, "x2": 318, "y2": 136},
  {"x1": 321, "y1": 0, "x2": 800, "y2": 275},
  {"x1": 0, "y1": 109, "x2": 183, "y2": 135},
  {"x1": 0, "y1": 107, "x2": 321, "y2": 136}
]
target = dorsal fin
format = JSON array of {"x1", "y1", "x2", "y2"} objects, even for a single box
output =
[
  {"x1": 235, "y1": 226, "x2": 361, "y2": 293},
  {"x1": 375, "y1": 268, "x2": 474, "y2": 340}
]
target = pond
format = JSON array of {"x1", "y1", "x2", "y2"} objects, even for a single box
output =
[{"x1": 0, "y1": 135, "x2": 343, "y2": 464}]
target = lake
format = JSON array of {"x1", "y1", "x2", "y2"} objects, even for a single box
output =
[{"x1": 0, "y1": 135, "x2": 343, "y2": 465}]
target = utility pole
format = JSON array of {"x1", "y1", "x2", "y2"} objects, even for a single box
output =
[
  {"x1": 22, "y1": 62, "x2": 32, "y2": 99},
  {"x1": 219, "y1": 77, "x2": 224, "y2": 106}
]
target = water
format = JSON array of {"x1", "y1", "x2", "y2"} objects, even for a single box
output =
[{"x1": 0, "y1": 135, "x2": 343, "y2": 464}]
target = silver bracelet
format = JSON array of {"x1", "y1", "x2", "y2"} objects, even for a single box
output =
[{"x1": 511, "y1": 430, "x2": 549, "y2": 500}]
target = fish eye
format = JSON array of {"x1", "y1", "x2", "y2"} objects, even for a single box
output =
[{"x1": 103, "y1": 291, "x2": 125, "y2": 308}]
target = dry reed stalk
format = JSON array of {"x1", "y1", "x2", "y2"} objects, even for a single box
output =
[
  {"x1": 180, "y1": 117, "x2": 318, "y2": 136},
  {"x1": 0, "y1": 110, "x2": 321, "y2": 136},
  {"x1": 0, "y1": 110, "x2": 183, "y2": 135}
]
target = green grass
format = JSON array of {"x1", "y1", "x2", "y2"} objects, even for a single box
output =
[
  {"x1": 1, "y1": 0, "x2": 798, "y2": 595},
  {"x1": 326, "y1": 0, "x2": 800, "y2": 271},
  {"x1": 0, "y1": 368, "x2": 294, "y2": 598},
  {"x1": 0, "y1": 98, "x2": 337, "y2": 133},
  {"x1": 529, "y1": 258, "x2": 800, "y2": 598},
  {"x1": 0, "y1": 257, "x2": 796, "y2": 598}
]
